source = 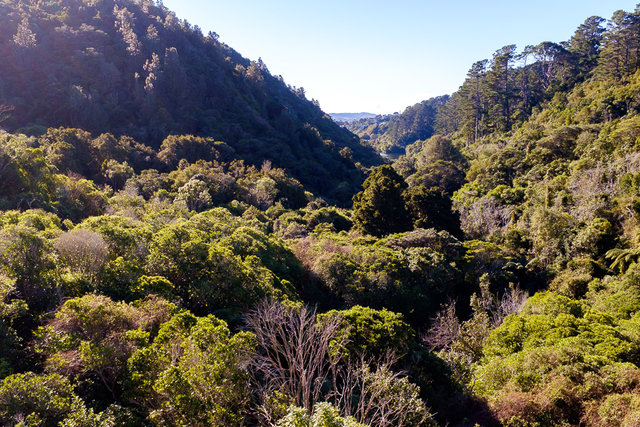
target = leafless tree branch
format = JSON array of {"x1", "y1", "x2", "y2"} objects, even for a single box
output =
[{"x1": 246, "y1": 299, "x2": 344, "y2": 423}]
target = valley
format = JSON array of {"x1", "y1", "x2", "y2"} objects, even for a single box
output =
[{"x1": 1, "y1": 1, "x2": 640, "y2": 426}]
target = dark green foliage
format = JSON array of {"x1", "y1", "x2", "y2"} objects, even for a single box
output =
[
  {"x1": 396, "y1": 135, "x2": 467, "y2": 196},
  {"x1": 0, "y1": 372, "x2": 110, "y2": 426},
  {"x1": 39, "y1": 128, "x2": 154, "y2": 181},
  {"x1": 570, "y1": 16, "x2": 605, "y2": 77},
  {"x1": 433, "y1": 27, "x2": 599, "y2": 144},
  {"x1": 303, "y1": 207, "x2": 353, "y2": 233},
  {"x1": 0, "y1": 275, "x2": 26, "y2": 379},
  {"x1": 0, "y1": 223, "x2": 58, "y2": 316},
  {"x1": 157, "y1": 135, "x2": 234, "y2": 169},
  {"x1": 292, "y1": 230, "x2": 466, "y2": 326},
  {"x1": 405, "y1": 185, "x2": 461, "y2": 237},
  {"x1": 0, "y1": 134, "x2": 58, "y2": 210},
  {"x1": 127, "y1": 311, "x2": 255, "y2": 425},
  {"x1": 143, "y1": 209, "x2": 302, "y2": 318},
  {"x1": 472, "y1": 291, "x2": 640, "y2": 425},
  {"x1": 406, "y1": 160, "x2": 466, "y2": 195},
  {"x1": 36, "y1": 294, "x2": 176, "y2": 403},
  {"x1": 352, "y1": 165, "x2": 411, "y2": 237},
  {"x1": 598, "y1": 9, "x2": 640, "y2": 78}
]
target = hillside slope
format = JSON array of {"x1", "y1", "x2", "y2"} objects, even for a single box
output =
[
  {"x1": 6, "y1": 2, "x2": 640, "y2": 427},
  {"x1": 393, "y1": 9, "x2": 640, "y2": 426},
  {"x1": 0, "y1": 0, "x2": 379, "y2": 203},
  {"x1": 346, "y1": 96, "x2": 448, "y2": 153}
]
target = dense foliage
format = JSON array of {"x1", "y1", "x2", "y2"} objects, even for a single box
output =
[
  {"x1": 411, "y1": 6, "x2": 640, "y2": 426},
  {"x1": 5, "y1": 1, "x2": 640, "y2": 426},
  {"x1": 0, "y1": 0, "x2": 379, "y2": 204}
]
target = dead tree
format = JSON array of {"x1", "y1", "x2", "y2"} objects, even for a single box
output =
[{"x1": 245, "y1": 300, "x2": 344, "y2": 421}]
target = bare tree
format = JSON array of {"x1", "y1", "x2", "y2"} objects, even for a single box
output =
[
  {"x1": 424, "y1": 283, "x2": 528, "y2": 383},
  {"x1": 329, "y1": 352, "x2": 433, "y2": 427},
  {"x1": 54, "y1": 229, "x2": 108, "y2": 279},
  {"x1": 245, "y1": 300, "x2": 344, "y2": 423},
  {"x1": 424, "y1": 299, "x2": 487, "y2": 370},
  {"x1": 247, "y1": 300, "x2": 435, "y2": 426},
  {"x1": 423, "y1": 301, "x2": 460, "y2": 353},
  {"x1": 458, "y1": 196, "x2": 515, "y2": 239},
  {"x1": 493, "y1": 284, "x2": 528, "y2": 324}
]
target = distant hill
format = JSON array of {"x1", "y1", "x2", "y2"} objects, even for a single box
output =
[
  {"x1": 329, "y1": 112, "x2": 377, "y2": 123},
  {"x1": 0, "y1": 0, "x2": 379, "y2": 204},
  {"x1": 345, "y1": 96, "x2": 449, "y2": 153}
]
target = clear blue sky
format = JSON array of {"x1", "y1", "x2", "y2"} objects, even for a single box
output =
[{"x1": 162, "y1": 0, "x2": 638, "y2": 114}]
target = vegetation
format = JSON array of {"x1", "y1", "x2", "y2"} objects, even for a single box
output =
[
  {"x1": 4, "y1": 1, "x2": 640, "y2": 426},
  {"x1": 346, "y1": 97, "x2": 448, "y2": 154},
  {"x1": 0, "y1": 0, "x2": 379, "y2": 204}
]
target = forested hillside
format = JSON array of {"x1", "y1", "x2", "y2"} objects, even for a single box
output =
[
  {"x1": 0, "y1": 0, "x2": 379, "y2": 204},
  {"x1": 4, "y1": 1, "x2": 640, "y2": 426},
  {"x1": 348, "y1": 17, "x2": 603, "y2": 155},
  {"x1": 346, "y1": 96, "x2": 448, "y2": 154},
  {"x1": 392, "y1": 7, "x2": 640, "y2": 425}
]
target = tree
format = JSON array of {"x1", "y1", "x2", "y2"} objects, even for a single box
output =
[
  {"x1": 329, "y1": 358, "x2": 435, "y2": 427},
  {"x1": 405, "y1": 186, "x2": 461, "y2": 237},
  {"x1": 157, "y1": 135, "x2": 233, "y2": 169},
  {"x1": 530, "y1": 41, "x2": 571, "y2": 91},
  {"x1": 407, "y1": 161, "x2": 465, "y2": 195},
  {"x1": 318, "y1": 306, "x2": 415, "y2": 360},
  {"x1": 113, "y1": 5, "x2": 141, "y2": 56},
  {"x1": 486, "y1": 45, "x2": 518, "y2": 132},
  {"x1": 425, "y1": 281, "x2": 527, "y2": 382},
  {"x1": 54, "y1": 229, "x2": 108, "y2": 281},
  {"x1": 606, "y1": 247, "x2": 640, "y2": 273},
  {"x1": 247, "y1": 300, "x2": 433, "y2": 426},
  {"x1": 570, "y1": 16, "x2": 605, "y2": 75},
  {"x1": 127, "y1": 312, "x2": 255, "y2": 426},
  {"x1": 12, "y1": 18, "x2": 36, "y2": 48},
  {"x1": 458, "y1": 60, "x2": 488, "y2": 143},
  {"x1": 0, "y1": 373, "x2": 113, "y2": 426},
  {"x1": 599, "y1": 10, "x2": 640, "y2": 77},
  {"x1": 101, "y1": 160, "x2": 134, "y2": 190},
  {"x1": 0, "y1": 275, "x2": 26, "y2": 378},
  {"x1": 352, "y1": 165, "x2": 411, "y2": 237},
  {"x1": 174, "y1": 177, "x2": 212, "y2": 211},
  {"x1": 0, "y1": 225, "x2": 57, "y2": 313},
  {"x1": 246, "y1": 300, "x2": 344, "y2": 419},
  {"x1": 277, "y1": 403, "x2": 366, "y2": 427},
  {"x1": 36, "y1": 295, "x2": 175, "y2": 400}
]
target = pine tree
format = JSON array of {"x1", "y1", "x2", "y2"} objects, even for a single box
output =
[
  {"x1": 570, "y1": 16, "x2": 605, "y2": 76},
  {"x1": 458, "y1": 60, "x2": 488, "y2": 144},
  {"x1": 486, "y1": 45, "x2": 517, "y2": 132},
  {"x1": 599, "y1": 10, "x2": 640, "y2": 77}
]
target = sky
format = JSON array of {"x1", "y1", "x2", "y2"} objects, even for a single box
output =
[{"x1": 162, "y1": 1, "x2": 638, "y2": 114}]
